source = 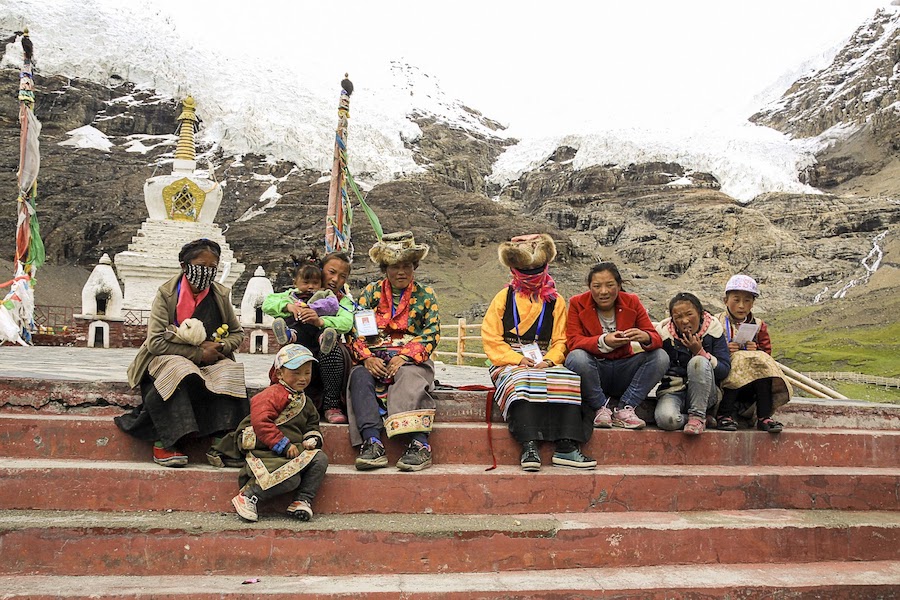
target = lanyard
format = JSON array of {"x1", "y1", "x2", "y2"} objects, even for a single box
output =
[
  {"x1": 724, "y1": 315, "x2": 732, "y2": 343},
  {"x1": 512, "y1": 299, "x2": 546, "y2": 343},
  {"x1": 390, "y1": 286, "x2": 408, "y2": 318}
]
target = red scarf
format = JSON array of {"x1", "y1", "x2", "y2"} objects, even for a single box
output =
[
  {"x1": 175, "y1": 275, "x2": 211, "y2": 325},
  {"x1": 509, "y1": 266, "x2": 558, "y2": 302}
]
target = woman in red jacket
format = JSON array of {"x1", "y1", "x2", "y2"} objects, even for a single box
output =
[{"x1": 565, "y1": 263, "x2": 669, "y2": 429}]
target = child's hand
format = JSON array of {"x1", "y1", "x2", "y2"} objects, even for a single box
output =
[
  {"x1": 285, "y1": 444, "x2": 300, "y2": 459},
  {"x1": 302, "y1": 438, "x2": 318, "y2": 450},
  {"x1": 727, "y1": 342, "x2": 741, "y2": 354},
  {"x1": 604, "y1": 331, "x2": 630, "y2": 349},
  {"x1": 286, "y1": 304, "x2": 302, "y2": 318},
  {"x1": 744, "y1": 341, "x2": 758, "y2": 351},
  {"x1": 681, "y1": 332, "x2": 703, "y2": 355}
]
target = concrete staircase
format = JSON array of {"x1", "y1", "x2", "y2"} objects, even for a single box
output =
[{"x1": 1, "y1": 377, "x2": 899, "y2": 598}]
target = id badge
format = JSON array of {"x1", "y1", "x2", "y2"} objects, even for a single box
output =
[
  {"x1": 520, "y1": 343, "x2": 543, "y2": 364},
  {"x1": 354, "y1": 309, "x2": 379, "y2": 336}
]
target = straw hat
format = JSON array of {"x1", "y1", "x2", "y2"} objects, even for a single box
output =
[{"x1": 368, "y1": 231, "x2": 430, "y2": 266}]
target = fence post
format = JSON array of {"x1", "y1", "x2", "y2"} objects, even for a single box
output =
[{"x1": 457, "y1": 317, "x2": 466, "y2": 366}]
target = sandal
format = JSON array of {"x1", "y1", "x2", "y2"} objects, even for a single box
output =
[
  {"x1": 683, "y1": 415, "x2": 705, "y2": 435},
  {"x1": 716, "y1": 416, "x2": 738, "y2": 431},
  {"x1": 757, "y1": 418, "x2": 783, "y2": 433}
]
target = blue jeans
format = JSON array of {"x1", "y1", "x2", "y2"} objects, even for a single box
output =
[
  {"x1": 564, "y1": 348, "x2": 669, "y2": 411},
  {"x1": 655, "y1": 356, "x2": 718, "y2": 431}
]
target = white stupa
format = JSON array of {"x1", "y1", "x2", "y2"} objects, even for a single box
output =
[
  {"x1": 240, "y1": 266, "x2": 275, "y2": 328},
  {"x1": 114, "y1": 96, "x2": 244, "y2": 309}
]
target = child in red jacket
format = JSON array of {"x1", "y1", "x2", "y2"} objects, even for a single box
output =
[{"x1": 212, "y1": 344, "x2": 328, "y2": 522}]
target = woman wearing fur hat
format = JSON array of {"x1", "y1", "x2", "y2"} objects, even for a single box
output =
[
  {"x1": 346, "y1": 232, "x2": 441, "y2": 472},
  {"x1": 481, "y1": 234, "x2": 596, "y2": 471}
]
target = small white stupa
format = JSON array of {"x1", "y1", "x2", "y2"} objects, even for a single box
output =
[
  {"x1": 79, "y1": 254, "x2": 123, "y2": 318},
  {"x1": 114, "y1": 96, "x2": 244, "y2": 309},
  {"x1": 240, "y1": 265, "x2": 276, "y2": 354}
]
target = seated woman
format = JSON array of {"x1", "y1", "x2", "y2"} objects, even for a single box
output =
[
  {"x1": 115, "y1": 239, "x2": 249, "y2": 467},
  {"x1": 262, "y1": 251, "x2": 354, "y2": 423},
  {"x1": 654, "y1": 292, "x2": 731, "y2": 435},
  {"x1": 565, "y1": 262, "x2": 668, "y2": 430},
  {"x1": 346, "y1": 232, "x2": 441, "y2": 472},
  {"x1": 481, "y1": 234, "x2": 595, "y2": 471}
]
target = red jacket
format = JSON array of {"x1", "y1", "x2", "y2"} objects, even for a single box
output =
[{"x1": 566, "y1": 290, "x2": 662, "y2": 360}]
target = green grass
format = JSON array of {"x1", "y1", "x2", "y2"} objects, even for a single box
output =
[
  {"x1": 823, "y1": 382, "x2": 900, "y2": 405},
  {"x1": 768, "y1": 307, "x2": 900, "y2": 378}
]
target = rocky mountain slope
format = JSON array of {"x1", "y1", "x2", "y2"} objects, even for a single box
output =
[
  {"x1": 751, "y1": 4, "x2": 900, "y2": 197},
  {"x1": 1, "y1": 2, "x2": 899, "y2": 325}
]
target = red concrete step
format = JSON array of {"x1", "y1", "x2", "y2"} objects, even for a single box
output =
[
  {"x1": 2, "y1": 509, "x2": 898, "y2": 576},
  {"x1": 4, "y1": 413, "x2": 899, "y2": 468},
  {"x1": 2, "y1": 561, "x2": 899, "y2": 598},
  {"x1": 4, "y1": 375, "x2": 900, "y2": 429},
  {"x1": 3, "y1": 459, "x2": 899, "y2": 514}
]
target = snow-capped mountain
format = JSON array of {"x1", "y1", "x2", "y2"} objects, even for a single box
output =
[{"x1": 751, "y1": 3, "x2": 900, "y2": 139}]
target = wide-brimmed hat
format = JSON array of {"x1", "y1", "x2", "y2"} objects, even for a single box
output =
[
  {"x1": 368, "y1": 231, "x2": 429, "y2": 266},
  {"x1": 498, "y1": 234, "x2": 557, "y2": 271},
  {"x1": 274, "y1": 344, "x2": 318, "y2": 370}
]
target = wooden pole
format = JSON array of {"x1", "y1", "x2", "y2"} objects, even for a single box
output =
[
  {"x1": 457, "y1": 317, "x2": 466, "y2": 366},
  {"x1": 777, "y1": 362, "x2": 848, "y2": 400}
]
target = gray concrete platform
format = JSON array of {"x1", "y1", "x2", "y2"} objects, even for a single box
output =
[{"x1": 0, "y1": 346, "x2": 491, "y2": 389}]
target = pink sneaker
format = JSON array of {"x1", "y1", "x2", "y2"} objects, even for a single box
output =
[
  {"x1": 593, "y1": 406, "x2": 613, "y2": 428},
  {"x1": 684, "y1": 415, "x2": 706, "y2": 435},
  {"x1": 324, "y1": 408, "x2": 348, "y2": 424},
  {"x1": 612, "y1": 405, "x2": 645, "y2": 429}
]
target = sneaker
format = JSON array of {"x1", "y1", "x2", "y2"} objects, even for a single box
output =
[
  {"x1": 355, "y1": 437, "x2": 388, "y2": 471},
  {"x1": 593, "y1": 406, "x2": 613, "y2": 428},
  {"x1": 716, "y1": 416, "x2": 738, "y2": 432},
  {"x1": 612, "y1": 405, "x2": 645, "y2": 429},
  {"x1": 272, "y1": 318, "x2": 293, "y2": 345},
  {"x1": 323, "y1": 408, "x2": 348, "y2": 424},
  {"x1": 205, "y1": 449, "x2": 245, "y2": 468},
  {"x1": 397, "y1": 440, "x2": 433, "y2": 472},
  {"x1": 232, "y1": 493, "x2": 259, "y2": 522},
  {"x1": 286, "y1": 499, "x2": 313, "y2": 521},
  {"x1": 319, "y1": 327, "x2": 339, "y2": 355},
  {"x1": 551, "y1": 448, "x2": 597, "y2": 469},
  {"x1": 153, "y1": 445, "x2": 187, "y2": 468},
  {"x1": 757, "y1": 418, "x2": 784, "y2": 433},
  {"x1": 520, "y1": 441, "x2": 541, "y2": 472},
  {"x1": 684, "y1": 415, "x2": 706, "y2": 435}
]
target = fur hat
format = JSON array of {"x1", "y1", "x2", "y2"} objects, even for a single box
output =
[
  {"x1": 498, "y1": 234, "x2": 557, "y2": 271},
  {"x1": 368, "y1": 231, "x2": 429, "y2": 266}
]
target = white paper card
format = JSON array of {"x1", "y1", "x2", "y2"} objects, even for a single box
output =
[
  {"x1": 520, "y1": 343, "x2": 544, "y2": 364},
  {"x1": 732, "y1": 322, "x2": 760, "y2": 346},
  {"x1": 354, "y1": 309, "x2": 379, "y2": 336}
]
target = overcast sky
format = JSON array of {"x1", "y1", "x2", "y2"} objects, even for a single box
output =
[{"x1": 157, "y1": 1, "x2": 891, "y2": 135}]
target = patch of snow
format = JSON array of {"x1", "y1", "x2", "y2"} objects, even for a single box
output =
[
  {"x1": 666, "y1": 176, "x2": 693, "y2": 187},
  {"x1": 489, "y1": 123, "x2": 820, "y2": 202},
  {"x1": 831, "y1": 231, "x2": 889, "y2": 299},
  {"x1": 58, "y1": 125, "x2": 114, "y2": 152},
  {"x1": 236, "y1": 185, "x2": 282, "y2": 222}
]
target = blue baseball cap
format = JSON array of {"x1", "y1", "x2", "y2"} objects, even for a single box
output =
[{"x1": 274, "y1": 344, "x2": 317, "y2": 369}]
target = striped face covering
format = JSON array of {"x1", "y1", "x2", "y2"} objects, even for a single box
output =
[
  {"x1": 510, "y1": 265, "x2": 558, "y2": 302},
  {"x1": 184, "y1": 264, "x2": 217, "y2": 291}
]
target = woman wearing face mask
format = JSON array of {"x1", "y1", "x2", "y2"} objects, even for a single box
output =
[{"x1": 116, "y1": 239, "x2": 249, "y2": 467}]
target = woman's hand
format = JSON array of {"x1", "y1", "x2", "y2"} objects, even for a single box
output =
[
  {"x1": 534, "y1": 360, "x2": 551, "y2": 369},
  {"x1": 621, "y1": 328, "x2": 650, "y2": 345},
  {"x1": 296, "y1": 306, "x2": 324, "y2": 328},
  {"x1": 518, "y1": 357, "x2": 536, "y2": 367},
  {"x1": 604, "y1": 331, "x2": 630, "y2": 349},
  {"x1": 681, "y1": 332, "x2": 703, "y2": 355},
  {"x1": 364, "y1": 356, "x2": 389, "y2": 378},
  {"x1": 386, "y1": 355, "x2": 407, "y2": 377},
  {"x1": 286, "y1": 303, "x2": 302, "y2": 318},
  {"x1": 302, "y1": 438, "x2": 318, "y2": 450},
  {"x1": 285, "y1": 444, "x2": 300, "y2": 459},
  {"x1": 199, "y1": 341, "x2": 226, "y2": 365}
]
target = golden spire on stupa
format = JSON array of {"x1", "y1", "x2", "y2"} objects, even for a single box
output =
[{"x1": 174, "y1": 96, "x2": 199, "y2": 161}]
